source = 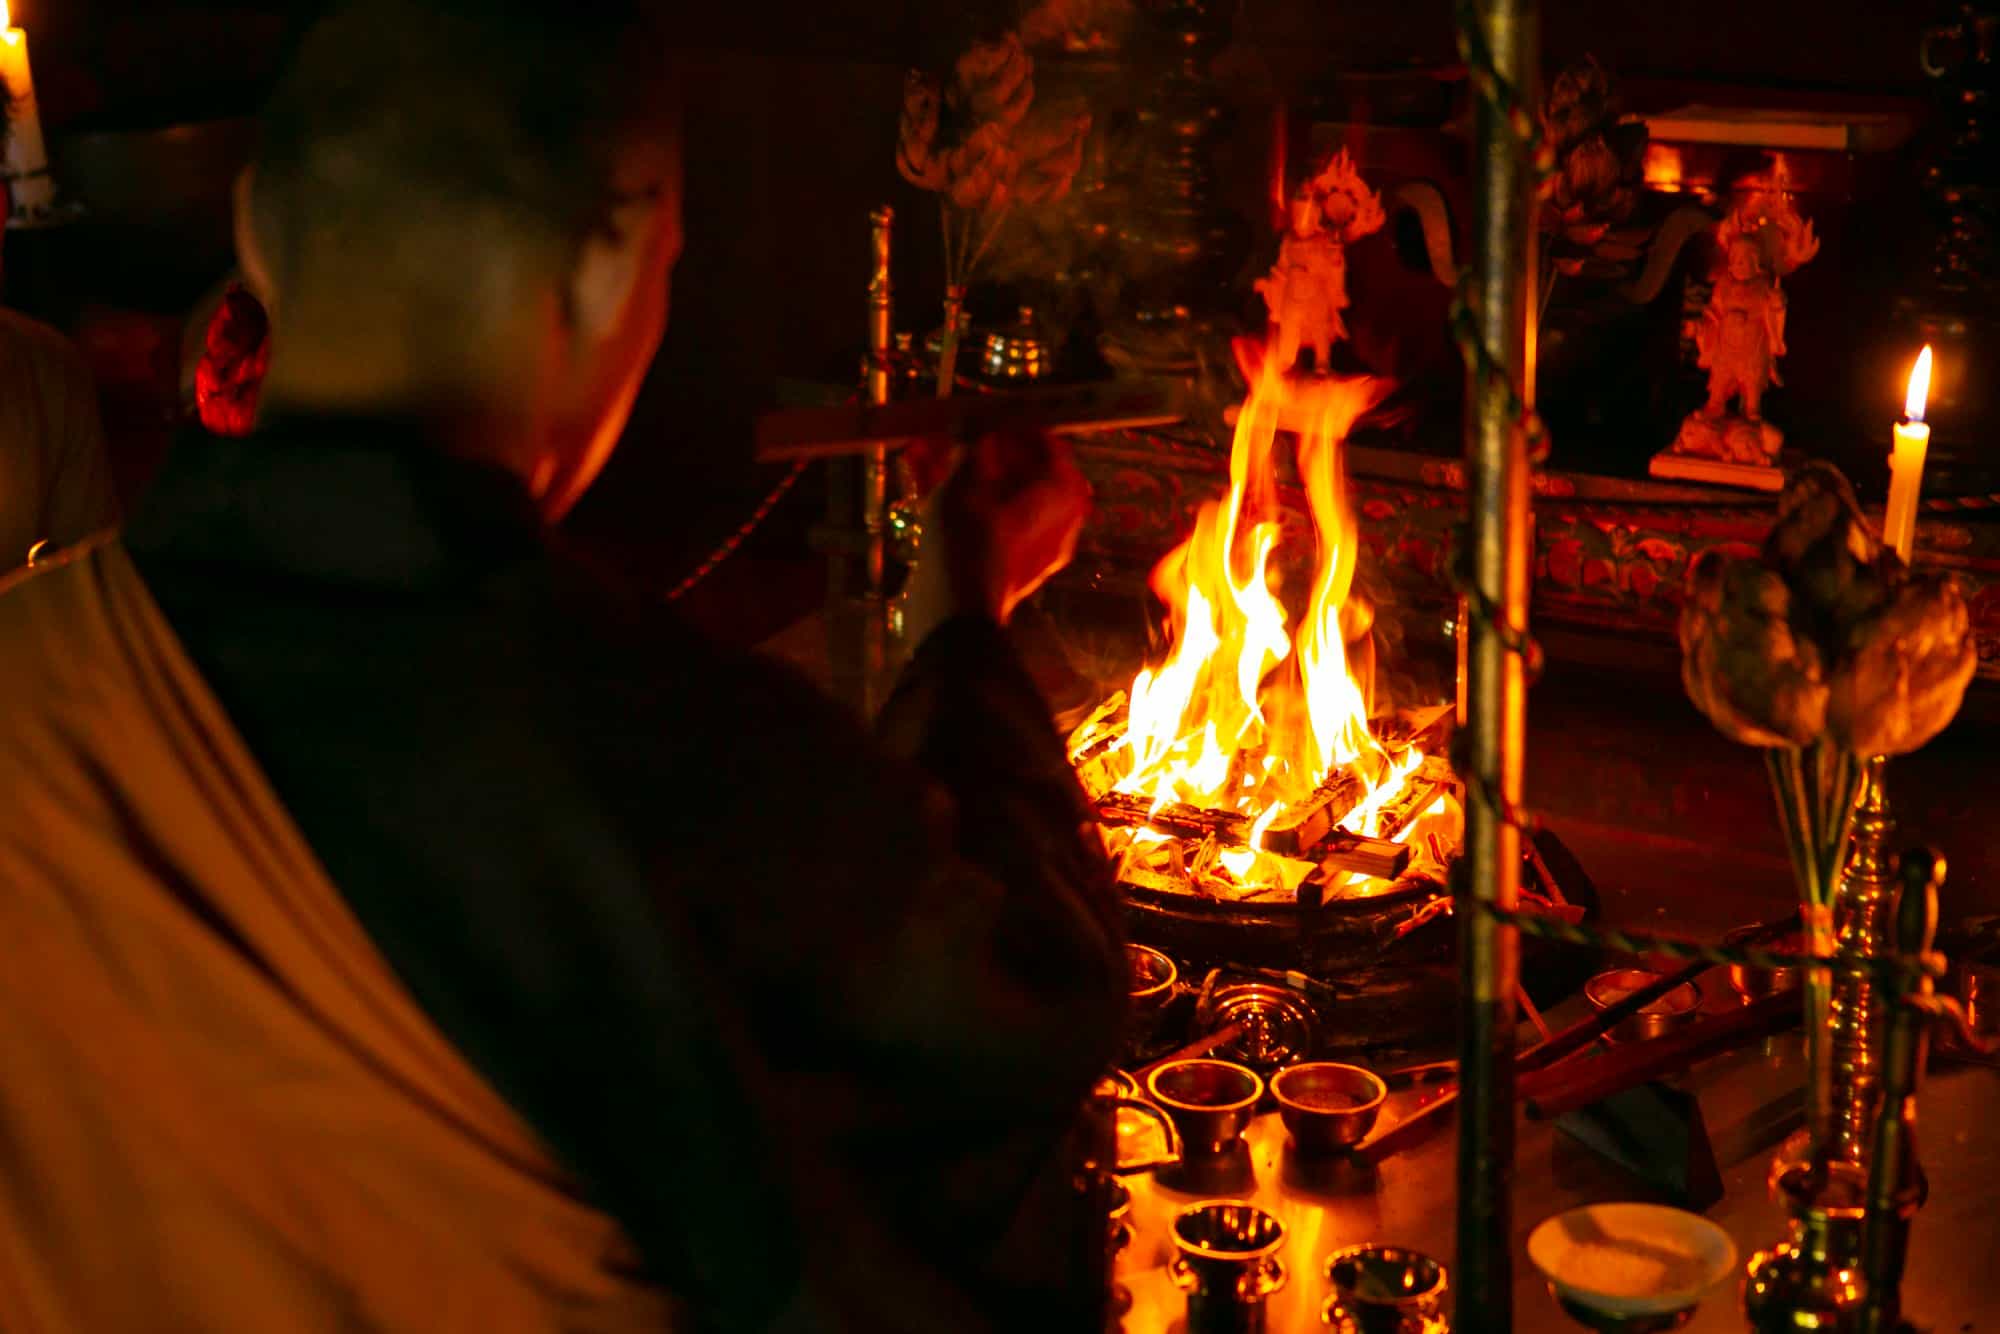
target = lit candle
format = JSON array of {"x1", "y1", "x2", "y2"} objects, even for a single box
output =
[
  {"x1": 1, "y1": 0, "x2": 55, "y2": 220},
  {"x1": 1884, "y1": 345, "x2": 1933, "y2": 564}
]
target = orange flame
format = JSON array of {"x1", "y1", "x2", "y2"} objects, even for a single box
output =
[
  {"x1": 1905, "y1": 345, "x2": 1933, "y2": 424},
  {"x1": 1081, "y1": 351, "x2": 1420, "y2": 889}
]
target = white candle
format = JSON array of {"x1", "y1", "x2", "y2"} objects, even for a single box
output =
[
  {"x1": 1, "y1": 0, "x2": 55, "y2": 220},
  {"x1": 1884, "y1": 345, "x2": 1933, "y2": 564}
]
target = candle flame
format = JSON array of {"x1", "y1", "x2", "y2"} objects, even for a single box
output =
[
  {"x1": 1905, "y1": 346, "x2": 1933, "y2": 424},
  {"x1": 0, "y1": 0, "x2": 11, "y2": 33}
]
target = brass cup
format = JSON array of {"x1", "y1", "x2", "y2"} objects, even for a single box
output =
[
  {"x1": 1272, "y1": 1062, "x2": 1387, "y2": 1155},
  {"x1": 1147, "y1": 1058, "x2": 1263, "y2": 1154},
  {"x1": 1128, "y1": 943, "x2": 1179, "y2": 1035},
  {"x1": 1585, "y1": 969, "x2": 1702, "y2": 1043},
  {"x1": 1171, "y1": 1200, "x2": 1288, "y2": 1332},
  {"x1": 1322, "y1": 1245, "x2": 1449, "y2": 1333}
]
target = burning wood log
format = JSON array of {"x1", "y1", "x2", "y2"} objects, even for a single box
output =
[
  {"x1": 1095, "y1": 754, "x2": 1450, "y2": 877},
  {"x1": 1308, "y1": 833, "x2": 1412, "y2": 883}
]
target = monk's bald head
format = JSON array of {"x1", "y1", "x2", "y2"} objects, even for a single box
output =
[
  {"x1": 242, "y1": 0, "x2": 683, "y2": 513},
  {"x1": 249, "y1": 0, "x2": 676, "y2": 297}
]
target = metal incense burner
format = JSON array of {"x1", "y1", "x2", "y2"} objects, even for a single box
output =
[
  {"x1": 1171, "y1": 1200, "x2": 1289, "y2": 1334},
  {"x1": 1322, "y1": 1245, "x2": 1450, "y2": 1333}
]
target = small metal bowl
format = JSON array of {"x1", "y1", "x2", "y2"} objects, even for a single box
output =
[
  {"x1": 1147, "y1": 1058, "x2": 1264, "y2": 1154},
  {"x1": 1584, "y1": 969, "x2": 1703, "y2": 1043},
  {"x1": 1322, "y1": 1245, "x2": 1449, "y2": 1332},
  {"x1": 1728, "y1": 933, "x2": 1803, "y2": 1000},
  {"x1": 1127, "y1": 943, "x2": 1179, "y2": 1037},
  {"x1": 1272, "y1": 1062, "x2": 1387, "y2": 1155},
  {"x1": 1727, "y1": 959, "x2": 1801, "y2": 1000}
]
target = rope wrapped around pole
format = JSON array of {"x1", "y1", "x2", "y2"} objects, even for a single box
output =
[{"x1": 1452, "y1": 0, "x2": 1540, "y2": 1326}]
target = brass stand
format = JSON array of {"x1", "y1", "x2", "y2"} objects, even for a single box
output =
[
  {"x1": 825, "y1": 206, "x2": 906, "y2": 716},
  {"x1": 1830, "y1": 758, "x2": 1896, "y2": 1165},
  {"x1": 1746, "y1": 849, "x2": 1943, "y2": 1332},
  {"x1": 1855, "y1": 853, "x2": 1942, "y2": 1333}
]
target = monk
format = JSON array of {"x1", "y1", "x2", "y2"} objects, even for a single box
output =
[
  {"x1": 0, "y1": 114, "x2": 119, "y2": 566},
  {"x1": 0, "y1": 3, "x2": 1126, "y2": 1330}
]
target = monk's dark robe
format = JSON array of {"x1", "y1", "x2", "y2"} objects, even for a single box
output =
[{"x1": 0, "y1": 419, "x2": 1125, "y2": 1332}]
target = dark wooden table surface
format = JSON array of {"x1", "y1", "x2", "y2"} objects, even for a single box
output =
[{"x1": 1116, "y1": 980, "x2": 2000, "y2": 1332}]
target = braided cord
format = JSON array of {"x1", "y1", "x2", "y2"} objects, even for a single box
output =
[
  {"x1": 1449, "y1": 0, "x2": 1555, "y2": 470},
  {"x1": 1473, "y1": 899, "x2": 1947, "y2": 985},
  {"x1": 663, "y1": 459, "x2": 809, "y2": 603},
  {"x1": 1446, "y1": 0, "x2": 1556, "y2": 845}
]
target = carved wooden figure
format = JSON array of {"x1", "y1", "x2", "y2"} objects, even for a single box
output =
[{"x1": 1256, "y1": 149, "x2": 1383, "y2": 374}]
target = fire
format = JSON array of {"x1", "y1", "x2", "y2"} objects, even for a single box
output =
[
  {"x1": 1904, "y1": 345, "x2": 1933, "y2": 424},
  {"x1": 1075, "y1": 350, "x2": 1427, "y2": 891}
]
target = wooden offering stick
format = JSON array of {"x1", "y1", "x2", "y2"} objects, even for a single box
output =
[
  {"x1": 753, "y1": 381, "x2": 1187, "y2": 462},
  {"x1": 1131, "y1": 1022, "x2": 1251, "y2": 1085},
  {"x1": 1517, "y1": 910, "x2": 1800, "y2": 1074},
  {"x1": 1521, "y1": 989, "x2": 1798, "y2": 1119}
]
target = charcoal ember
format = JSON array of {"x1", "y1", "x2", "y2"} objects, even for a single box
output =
[
  {"x1": 1827, "y1": 573, "x2": 1979, "y2": 757},
  {"x1": 1680, "y1": 552, "x2": 1827, "y2": 748},
  {"x1": 195, "y1": 285, "x2": 272, "y2": 438}
]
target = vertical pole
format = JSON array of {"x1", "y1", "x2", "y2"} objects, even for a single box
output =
[
  {"x1": 861, "y1": 206, "x2": 896, "y2": 715},
  {"x1": 1456, "y1": 0, "x2": 1536, "y2": 1328}
]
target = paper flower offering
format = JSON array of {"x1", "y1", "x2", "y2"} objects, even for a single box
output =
[
  {"x1": 897, "y1": 34, "x2": 1090, "y2": 217},
  {"x1": 895, "y1": 30, "x2": 1093, "y2": 395}
]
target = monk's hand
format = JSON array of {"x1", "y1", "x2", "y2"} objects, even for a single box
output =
[{"x1": 907, "y1": 429, "x2": 1090, "y2": 639}]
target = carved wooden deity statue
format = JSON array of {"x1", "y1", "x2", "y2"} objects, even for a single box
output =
[
  {"x1": 1668, "y1": 171, "x2": 1820, "y2": 472},
  {"x1": 1256, "y1": 149, "x2": 1384, "y2": 374}
]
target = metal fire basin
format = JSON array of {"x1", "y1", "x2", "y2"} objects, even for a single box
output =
[{"x1": 1123, "y1": 829, "x2": 1602, "y2": 1051}]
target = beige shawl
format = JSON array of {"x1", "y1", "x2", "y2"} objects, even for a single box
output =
[{"x1": 0, "y1": 538, "x2": 673, "y2": 1332}]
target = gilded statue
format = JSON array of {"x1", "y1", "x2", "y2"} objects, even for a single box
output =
[
  {"x1": 1256, "y1": 149, "x2": 1384, "y2": 374},
  {"x1": 1668, "y1": 168, "x2": 1820, "y2": 469}
]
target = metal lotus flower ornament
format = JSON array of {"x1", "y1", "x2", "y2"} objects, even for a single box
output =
[
  {"x1": 1678, "y1": 461, "x2": 1975, "y2": 1159},
  {"x1": 897, "y1": 32, "x2": 1091, "y2": 395},
  {"x1": 1681, "y1": 463, "x2": 1974, "y2": 759}
]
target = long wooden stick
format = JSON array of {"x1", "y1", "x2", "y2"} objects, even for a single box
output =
[
  {"x1": 1522, "y1": 990, "x2": 1799, "y2": 1119},
  {"x1": 1130, "y1": 1022, "x2": 1250, "y2": 1084}
]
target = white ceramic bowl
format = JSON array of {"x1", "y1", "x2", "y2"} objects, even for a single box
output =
[{"x1": 1527, "y1": 1203, "x2": 1738, "y2": 1319}]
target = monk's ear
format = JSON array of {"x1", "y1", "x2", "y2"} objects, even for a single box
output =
[
  {"x1": 564, "y1": 195, "x2": 661, "y2": 350},
  {"x1": 232, "y1": 166, "x2": 275, "y2": 309}
]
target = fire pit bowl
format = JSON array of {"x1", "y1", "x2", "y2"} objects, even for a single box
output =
[
  {"x1": 1272, "y1": 1062, "x2": 1387, "y2": 1154},
  {"x1": 1148, "y1": 1058, "x2": 1263, "y2": 1153}
]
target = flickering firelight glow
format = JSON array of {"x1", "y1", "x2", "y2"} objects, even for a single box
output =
[{"x1": 1068, "y1": 345, "x2": 1458, "y2": 896}]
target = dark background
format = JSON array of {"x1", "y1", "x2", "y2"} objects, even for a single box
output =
[
  {"x1": 3, "y1": 0, "x2": 1946, "y2": 582},
  {"x1": 6, "y1": 1, "x2": 1992, "y2": 914}
]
